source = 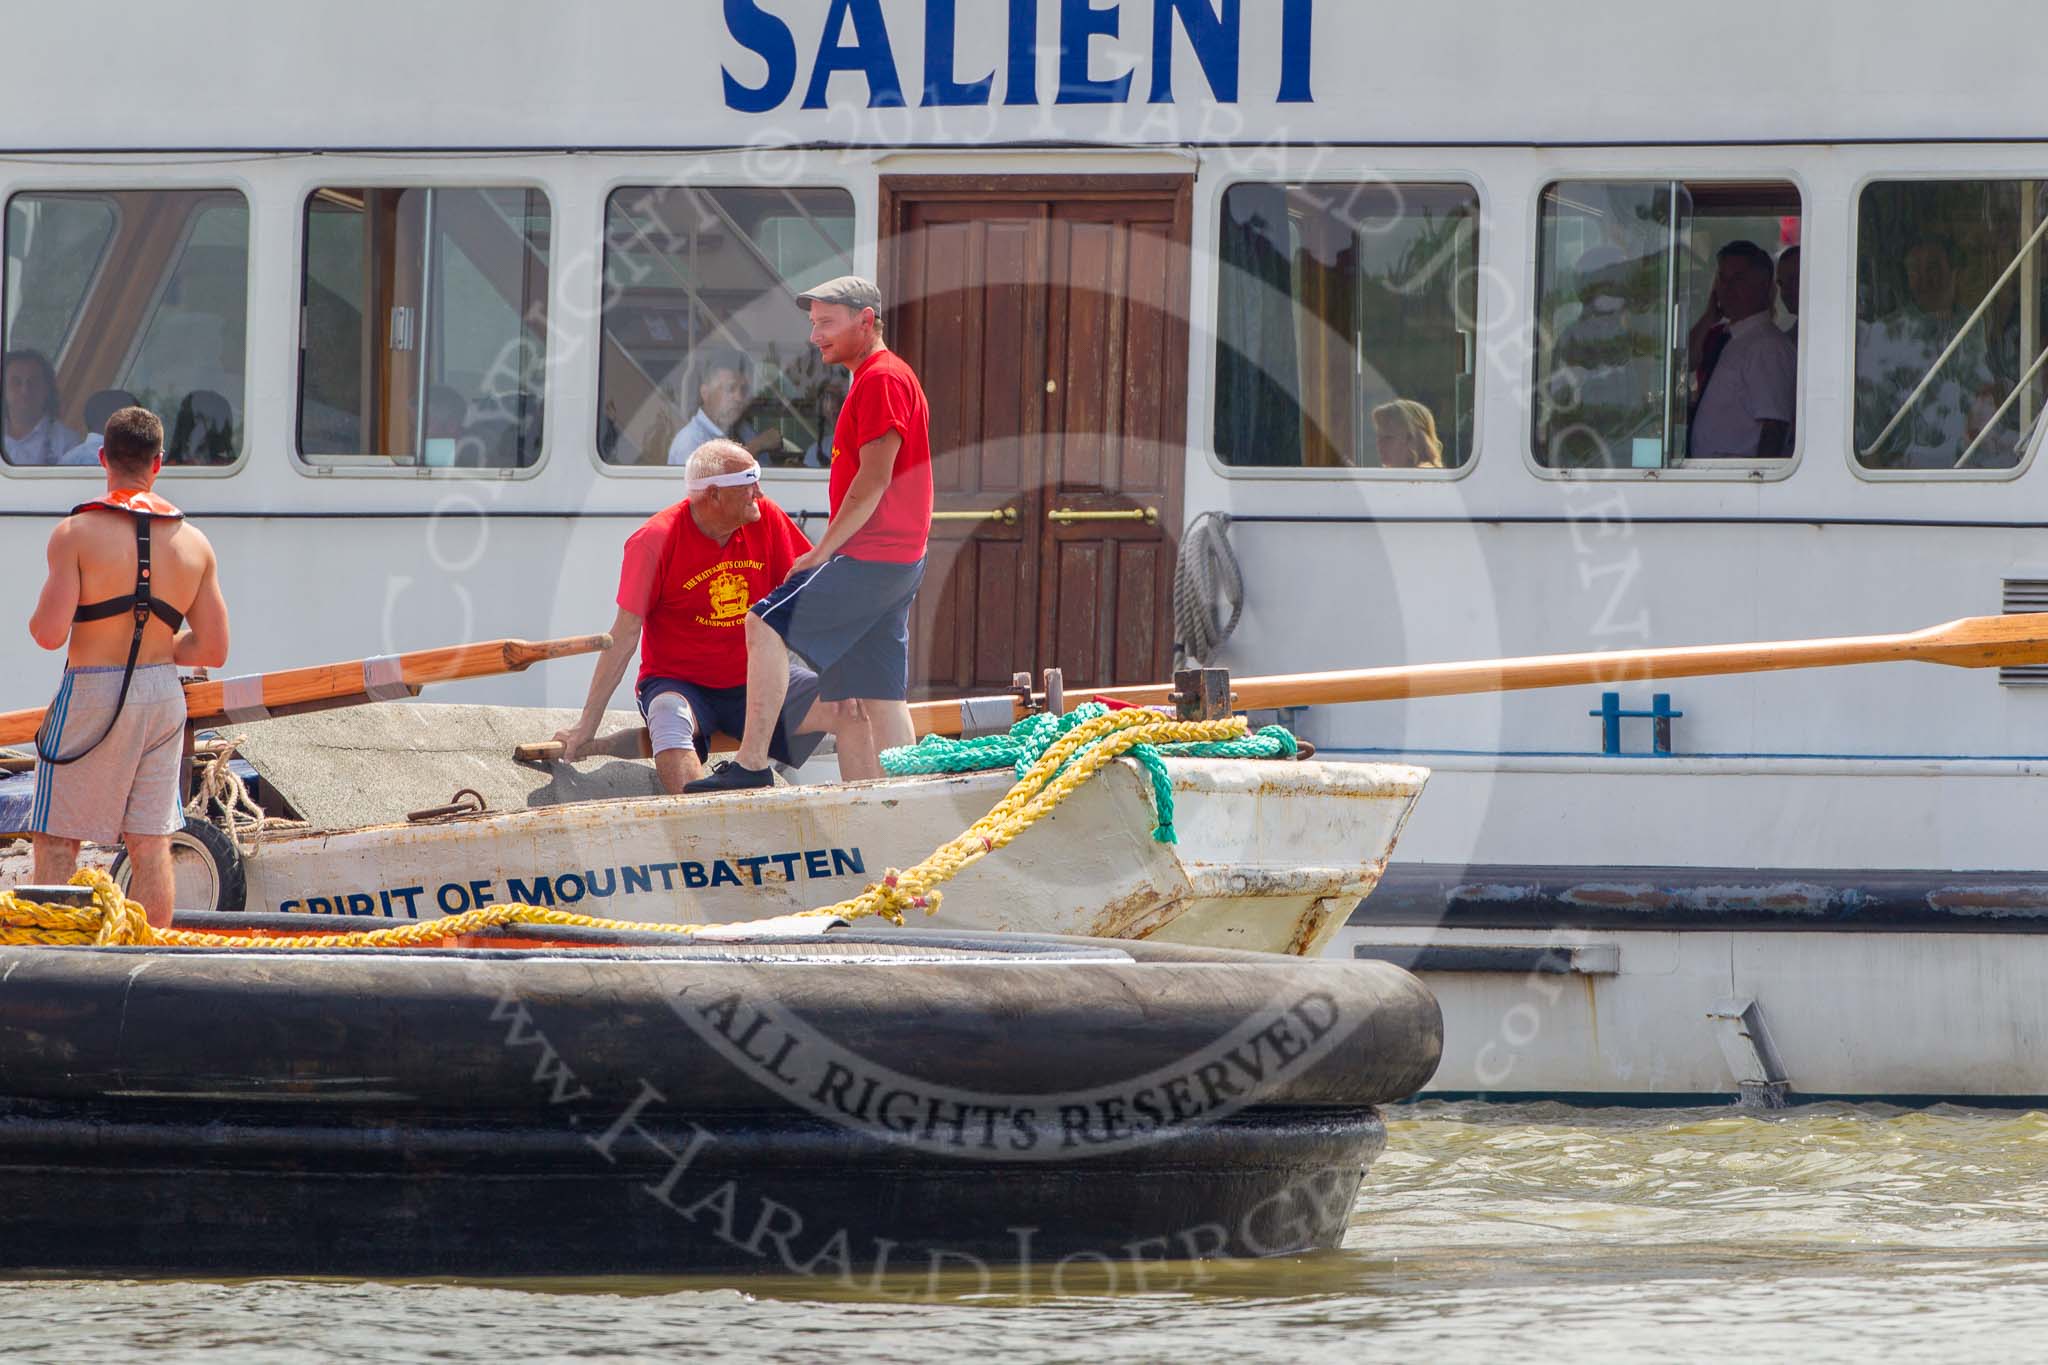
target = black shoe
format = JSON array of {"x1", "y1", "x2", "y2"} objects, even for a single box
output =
[{"x1": 683, "y1": 760, "x2": 775, "y2": 794}]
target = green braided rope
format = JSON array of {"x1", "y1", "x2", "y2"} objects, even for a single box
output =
[{"x1": 880, "y1": 704, "x2": 1300, "y2": 845}]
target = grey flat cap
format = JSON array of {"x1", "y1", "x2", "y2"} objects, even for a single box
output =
[{"x1": 795, "y1": 275, "x2": 882, "y2": 312}]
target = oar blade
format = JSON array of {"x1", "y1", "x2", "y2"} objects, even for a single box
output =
[{"x1": 1913, "y1": 613, "x2": 2048, "y2": 668}]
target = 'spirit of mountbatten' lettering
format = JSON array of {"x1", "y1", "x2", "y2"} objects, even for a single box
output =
[{"x1": 280, "y1": 847, "x2": 869, "y2": 917}]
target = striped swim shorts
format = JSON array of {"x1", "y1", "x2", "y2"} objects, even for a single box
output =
[{"x1": 29, "y1": 665, "x2": 188, "y2": 845}]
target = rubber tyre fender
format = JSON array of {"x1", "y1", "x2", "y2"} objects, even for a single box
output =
[{"x1": 110, "y1": 818, "x2": 246, "y2": 914}]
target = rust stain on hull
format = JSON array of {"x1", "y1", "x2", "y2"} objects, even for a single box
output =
[
  {"x1": 1087, "y1": 887, "x2": 1191, "y2": 943},
  {"x1": 1927, "y1": 889, "x2": 2048, "y2": 914},
  {"x1": 1285, "y1": 900, "x2": 1341, "y2": 957},
  {"x1": 1549, "y1": 881, "x2": 1845, "y2": 916}
]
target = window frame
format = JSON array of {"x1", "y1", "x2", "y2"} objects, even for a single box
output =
[
  {"x1": 1, "y1": 181, "x2": 255, "y2": 481},
  {"x1": 288, "y1": 178, "x2": 556, "y2": 482},
  {"x1": 1201, "y1": 172, "x2": 1487, "y2": 484},
  {"x1": 1522, "y1": 171, "x2": 1808, "y2": 485},
  {"x1": 589, "y1": 174, "x2": 865, "y2": 482},
  {"x1": 1847, "y1": 169, "x2": 2047, "y2": 485}
]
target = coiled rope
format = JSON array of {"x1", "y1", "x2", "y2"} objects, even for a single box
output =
[
  {"x1": 186, "y1": 739, "x2": 303, "y2": 857},
  {"x1": 1172, "y1": 510, "x2": 1244, "y2": 669},
  {"x1": 0, "y1": 709, "x2": 1263, "y2": 949}
]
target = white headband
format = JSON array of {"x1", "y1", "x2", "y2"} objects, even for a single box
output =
[{"x1": 686, "y1": 466, "x2": 762, "y2": 494}]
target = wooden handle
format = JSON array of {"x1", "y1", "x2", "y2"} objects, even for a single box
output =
[
  {"x1": 516, "y1": 729, "x2": 655, "y2": 763},
  {"x1": 0, "y1": 634, "x2": 613, "y2": 747},
  {"x1": 504, "y1": 634, "x2": 613, "y2": 670}
]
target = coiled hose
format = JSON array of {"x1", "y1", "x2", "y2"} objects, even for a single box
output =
[{"x1": 1173, "y1": 510, "x2": 1244, "y2": 668}]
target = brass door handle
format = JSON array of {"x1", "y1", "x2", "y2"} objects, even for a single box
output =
[
  {"x1": 931, "y1": 507, "x2": 1019, "y2": 526},
  {"x1": 1048, "y1": 507, "x2": 1159, "y2": 526}
]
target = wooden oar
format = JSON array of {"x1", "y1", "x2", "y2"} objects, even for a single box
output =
[
  {"x1": 511, "y1": 613, "x2": 2048, "y2": 762},
  {"x1": 1086, "y1": 612, "x2": 2048, "y2": 710},
  {"x1": 0, "y1": 635, "x2": 610, "y2": 748}
]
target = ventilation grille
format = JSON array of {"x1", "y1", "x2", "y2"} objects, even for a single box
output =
[{"x1": 2003, "y1": 579, "x2": 2048, "y2": 685}]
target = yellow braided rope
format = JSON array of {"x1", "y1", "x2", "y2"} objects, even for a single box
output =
[
  {"x1": 809, "y1": 709, "x2": 1247, "y2": 926},
  {"x1": 0, "y1": 871, "x2": 746, "y2": 950},
  {"x1": 0, "y1": 710, "x2": 1249, "y2": 950}
]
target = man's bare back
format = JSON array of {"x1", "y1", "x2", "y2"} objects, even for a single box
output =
[
  {"x1": 24, "y1": 407, "x2": 232, "y2": 931},
  {"x1": 33, "y1": 510, "x2": 228, "y2": 669}
]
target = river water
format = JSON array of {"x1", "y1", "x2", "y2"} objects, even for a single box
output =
[{"x1": 5, "y1": 1102, "x2": 2045, "y2": 1362}]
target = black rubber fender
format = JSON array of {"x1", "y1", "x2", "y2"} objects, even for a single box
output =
[
  {"x1": 0, "y1": 943, "x2": 1441, "y2": 1112},
  {"x1": 0, "y1": 938, "x2": 1442, "y2": 1276}
]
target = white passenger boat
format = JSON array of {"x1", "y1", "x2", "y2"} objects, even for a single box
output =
[
  {"x1": 1338, "y1": 863, "x2": 2048, "y2": 1107},
  {"x1": 11, "y1": 0, "x2": 2048, "y2": 1101}
]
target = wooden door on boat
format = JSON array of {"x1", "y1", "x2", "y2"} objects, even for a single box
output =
[{"x1": 883, "y1": 176, "x2": 1191, "y2": 697}]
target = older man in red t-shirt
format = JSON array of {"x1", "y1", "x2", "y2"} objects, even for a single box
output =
[
  {"x1": 686, "y1": 277, "x2": 934, "y2": 792},
  {"x1": 552, "y1": 440, "x2": 842, "y2": 793}
]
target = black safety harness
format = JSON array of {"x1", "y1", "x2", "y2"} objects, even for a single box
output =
[{"x1": 35, "y1": 492, "x2": 186, "y2": 767}]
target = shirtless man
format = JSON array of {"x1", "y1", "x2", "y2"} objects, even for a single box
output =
[{"x1": 25, "y1": 407, "x2": 230, "y2": 926}]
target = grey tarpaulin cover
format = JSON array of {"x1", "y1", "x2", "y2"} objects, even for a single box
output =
[{"x1": 218, "y1": 703, "x2": 662, "y2": 829}]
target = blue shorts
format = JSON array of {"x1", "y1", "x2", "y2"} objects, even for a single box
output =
[
  {"x1": 636, "y1": 663, "x2": 825, "y2": 768},
  {"x1": 752, "y1": 555, "x2": 927, "y2": 703}
]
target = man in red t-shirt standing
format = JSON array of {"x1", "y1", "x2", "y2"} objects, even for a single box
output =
[
  {"x1": 687, "y1": 277, "x2": 933, "y2": 791},
  {"x1": 552, "y1": 440, "x2": 843, "y2": 793}
]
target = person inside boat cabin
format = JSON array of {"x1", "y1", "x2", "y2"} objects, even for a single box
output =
[
  {"x1": 1685, "y1": 240, "x2": 1797, "y2": 458},
  {"x1": 684, "y1": 276, "x2": 933, "y2": 793},
  {"x1": 1855, "y1": 238, "x2": 2003, "y2": 468},
  {"x1": 1371, "y1": 399, "x2": 1447, "y2": 469},
  {"x1": 2, "y1": 349, "x2": 81, "y2": 467},
  {"x1": 60, "y1": 388, "x2": 140, "y2": 468},
  {"x1": 169, "y1": 389, "x2": 236, "y2": 466},
  {"x1": 666, "y1": 348, "x2": 780, "y2": 467},
  {"x1": 551, "y1": 439, "x2": 849, "y2": 792},
  {"x1": 1777, "y1": 245, "x2": 1801, "y2": 343},
  {"x1": 25, "y1": 406, "x2": 231, "y2": 928}
]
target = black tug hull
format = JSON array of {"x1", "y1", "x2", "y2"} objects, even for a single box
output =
[{"x1": 0, "y1": 925, "x2": 1440, "y2": 1278}]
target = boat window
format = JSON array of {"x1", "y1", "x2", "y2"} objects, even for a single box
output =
[
  {"x1": 298, "y1": 187, "x2": 551, "y2": 471},
  {"x1": 1855, "y1": 180, "x2": 2048, "y2": 473},
  {"x1": 598, "y1": 186, "x2": 856, "y2": 469},
  {"x1": 3, "y1": 190, "x2": 249, "y2": 470},
  {"x1": 1533, "y1": 180, "x2": 1801, "y2": 470},
  {"x1": 1214, "y1": 182, "x2": 1479, "y2": 471}
]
